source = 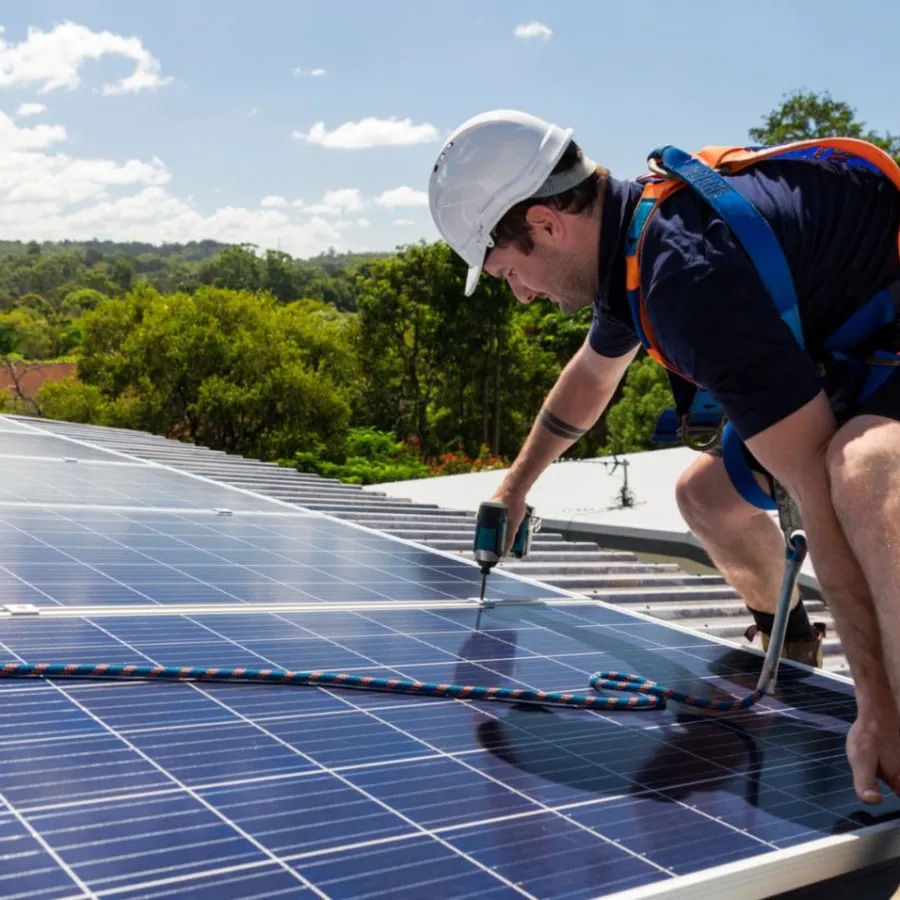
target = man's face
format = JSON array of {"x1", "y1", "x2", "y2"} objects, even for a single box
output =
[{"x1": 482, "y1": 213, "x2": 598, "y2": 314}]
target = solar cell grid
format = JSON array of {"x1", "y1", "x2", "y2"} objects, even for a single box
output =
[
  {"x1": 0, "y1": 415, "x2": 898, "y2": 900},
  {"x1": 0, "y1": 506, "x2": 567, "y2": 609},
  {"x1": 0, "y1": 456, "x2": 294, "y2": 512},
  {"x1": 0, "y1": 606, "x2": 895, "y2": 899},
  {"x1": 0, "y1": 430, "x2": 129, "y2": 462}
]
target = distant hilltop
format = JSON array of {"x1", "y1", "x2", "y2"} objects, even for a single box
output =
[{"x1": 0, "y1": 239, "x2": 390, "y2": 268}]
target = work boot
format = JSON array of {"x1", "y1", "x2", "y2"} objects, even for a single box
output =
[{"x1": 745, "y1": 622, "x2": 827, "y2": 669}]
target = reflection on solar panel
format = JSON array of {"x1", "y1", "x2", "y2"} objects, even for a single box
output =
[{"x1": 0, "y1": 412, "x2": 898, "y2": 900}]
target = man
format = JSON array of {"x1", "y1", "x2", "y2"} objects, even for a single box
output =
[{"x1": 427, "y1": 108, "x2": 900, "y2": 806}]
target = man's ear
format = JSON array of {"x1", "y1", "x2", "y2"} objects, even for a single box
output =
[{"x1": 525, "y1": 204, "x2": 565, "y2": 244}]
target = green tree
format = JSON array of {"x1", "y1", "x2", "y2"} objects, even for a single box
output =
[
  {"x1": 354, "y1": 243, "x2": 444, "y2": 449},
  {"x1": 749, "y1": 89, "x2": 900, "y2": 163},
  {"x1": 0, "y1": 308, "x2": 54, "y2": 359},
  {"x1": 111, "y1": 257, "x2": 135, "y2": 293},
  {"x1": 602, "y1": 355, "x2": 674, "y2": 455},
  {"x1": 67, "y1": 284, "x2": 356, "y2": 460},
  {"x1": 34, "y1": 378, "x2": 115, "y2": 425},
  {"x1": 61, "y1": 288, "x2": 109, "y2": 318},
  {"x1": 263, "y1": 250, "x2": 297, "y2": 303},
  {"x1": 198, "y1": 244, "x2": 264, "y2": 292}
]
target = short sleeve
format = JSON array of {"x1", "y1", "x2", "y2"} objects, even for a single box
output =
[
  {"x1": 588, "y1": 301, "x2": 640, "y2": 357},
  {"x1": 640, "y1": 202, "x2": 824, "y2": 440}
]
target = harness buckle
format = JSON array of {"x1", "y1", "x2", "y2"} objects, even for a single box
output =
[{"x1": 678, "y1": 415, "x2": 724, "y2": 451}]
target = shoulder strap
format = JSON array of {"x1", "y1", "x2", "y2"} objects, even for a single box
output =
[
  {"x1": 699, "y1": 137, "x2": 900, "y2": 194},
  {"x1": 647, "y1": 144, "x2": 805, "y2": 351},
  {"x1": 625, "y1": 179, "x2": 686, "y2": 369}
]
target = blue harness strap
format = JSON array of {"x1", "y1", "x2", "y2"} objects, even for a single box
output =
[
  {"x1": 639, "y1": 143, "x2": 900, "y2": 512},
  {"x1": 650, "y1": 145, "x2": 806, "y2": 350},
  {"x1": 721, "y1": 423, "x2": 777, "y2": 512}
]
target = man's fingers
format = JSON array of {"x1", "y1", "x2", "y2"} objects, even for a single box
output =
[{"x1": 849, "y1": 740, "x2": 885, "y2": 804}]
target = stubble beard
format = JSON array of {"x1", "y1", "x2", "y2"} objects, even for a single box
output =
[
  {"x1": 550, "y1": 262, "x2": 597, "y2": 314},
  {"x1": 528, "y1": 241, "x2": 597, "y2": 314}
]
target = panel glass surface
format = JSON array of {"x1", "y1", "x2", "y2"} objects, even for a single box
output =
[
  {"x1": 0, "y1": 415, "x2": 891, "y2": 900},
  {"x1": 0, "y1": 430, "x2": 129, "y2": 462},
  {"x1": 0, "y1": 606, "x2": 895, "y2": 899},
  {"x1": 0, "y1": 507, "x2": 568, "y2": 607},
  {"x1": 0, "y1": 457, "x2": 300, "y2": 511}
]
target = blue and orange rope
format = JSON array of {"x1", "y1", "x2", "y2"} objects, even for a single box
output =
[{"x1": 0, "y1": 661, "x2": 763, "y2": 711}]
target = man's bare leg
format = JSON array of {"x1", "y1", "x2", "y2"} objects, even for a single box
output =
[
  {"x1": 675, "y1": 452, "x2": 823, "y2": 664},
  {"x1": 675, "y1": 452, "x2": 798, "y2": 613},
  {"x1": 828, "y1": 415, "x2": 900, "y2": 691}
]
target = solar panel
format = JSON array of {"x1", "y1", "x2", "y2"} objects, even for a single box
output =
[
  {"x1": 0, "y1": 455, "x2": 300, "y2": 512},
  {"x1": 0, "y1": 507, "x2": 567, "y2": 608},
  {"x1": 1, "y1": 413, "x2": 899, "y2": 900},
  {"x1": 0, "y1": 429, "x2": 128, "y2": 462}
]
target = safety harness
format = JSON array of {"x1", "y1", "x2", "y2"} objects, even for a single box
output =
[{"x1": 624, "y1": 138, "x2": 900, "y2": 513}]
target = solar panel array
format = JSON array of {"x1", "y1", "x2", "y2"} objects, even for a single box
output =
[{"x1": 0, "y1": 413, "x2": 898, "y2": 900}]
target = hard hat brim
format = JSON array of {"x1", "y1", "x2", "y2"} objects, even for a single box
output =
[{"x1": 465, "y1": 263, "x2": 482, "y2": 297}]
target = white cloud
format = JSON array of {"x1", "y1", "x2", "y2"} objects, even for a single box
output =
[
  {"x1": 15, "y1": 102, "x2": 46, "y2": 117},
  {"x1": 292, "y1": 116, "x2": 438, "y2": 149},
  {"x1": 0, "y1": 113, "x2": 363, "y2": 257},
  {"x1": 293, "y1": 66, "x2": 327, "y2": 77},
  {"x1": 0, "y1": 113, "x2": 171, "y2": 207},
  {"x1": 0, "y1": 110, "x2": 66, "y2": 150},
  {"x1": 514, "y1": 21, "x2": 552, "y2": 39},
  {"x1": 375, "y1": 186, "x2": 427, "y2": 208},
  {"x1": 0, "y1": 103, "x2": 425, "y2": 258},
  {"x1": 393, "y1": 218, "x2": 415, "y2": 226},
  {"x1": 303, "y1": 188, "x2": 365, "y2": 216},
  {"x1": 0, "y1": 21, "x2": 172, "y2": 95}
]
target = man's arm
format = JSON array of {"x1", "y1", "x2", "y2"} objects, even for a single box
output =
[
  {"x1": 744, "y1": 392, "x2": 887, "y2": 704},
  {"x1": 496, "y1": 337, "x2": 637, "y2": 499}
]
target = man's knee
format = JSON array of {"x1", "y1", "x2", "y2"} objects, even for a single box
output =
[
  {"x1": 827, "y1": 415, "x2": 900, "y2": 517},
  {"x1": 675, "y1": 452, "x2": 768, "y2": 531},
  {"x1": 675, "y1": 457, "x2": 710, "y2": 522}
]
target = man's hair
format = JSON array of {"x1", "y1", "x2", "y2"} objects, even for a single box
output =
[{"x1": 490, "y1": 140, "x2": 609, "y2": 254}]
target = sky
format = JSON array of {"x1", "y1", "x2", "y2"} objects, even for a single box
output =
[{"x1": 1, "y1": 0, "x2": 899, "y2": 260}]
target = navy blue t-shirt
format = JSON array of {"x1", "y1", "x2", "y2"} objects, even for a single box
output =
[{"x1": 588, "y1": 157, "x2": 900, "y2": 439}]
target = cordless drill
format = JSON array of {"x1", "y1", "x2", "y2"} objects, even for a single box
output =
[{"x1": 472, "y1": 501, "x2": 538, "y2": 603}]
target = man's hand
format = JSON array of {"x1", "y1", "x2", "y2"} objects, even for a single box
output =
[
  {"x1": 847, "y1": 702, "x2": 900, "y2": 804},
  {"x1": 489, "y1": 487, "x2": 527, "y2": 557}
]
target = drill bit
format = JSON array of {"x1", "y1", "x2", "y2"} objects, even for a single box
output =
[{"x1": 478, "y1": 569, "x2": 487, "y2": 604}]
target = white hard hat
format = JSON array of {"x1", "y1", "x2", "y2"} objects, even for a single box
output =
[{"x1": 428, "y1": 108, "x2": 594, "y2": 296}]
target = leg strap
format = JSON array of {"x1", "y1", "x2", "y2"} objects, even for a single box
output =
[{"x1": 721, "y1": 424, "x2": 776, "y2": 511}]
